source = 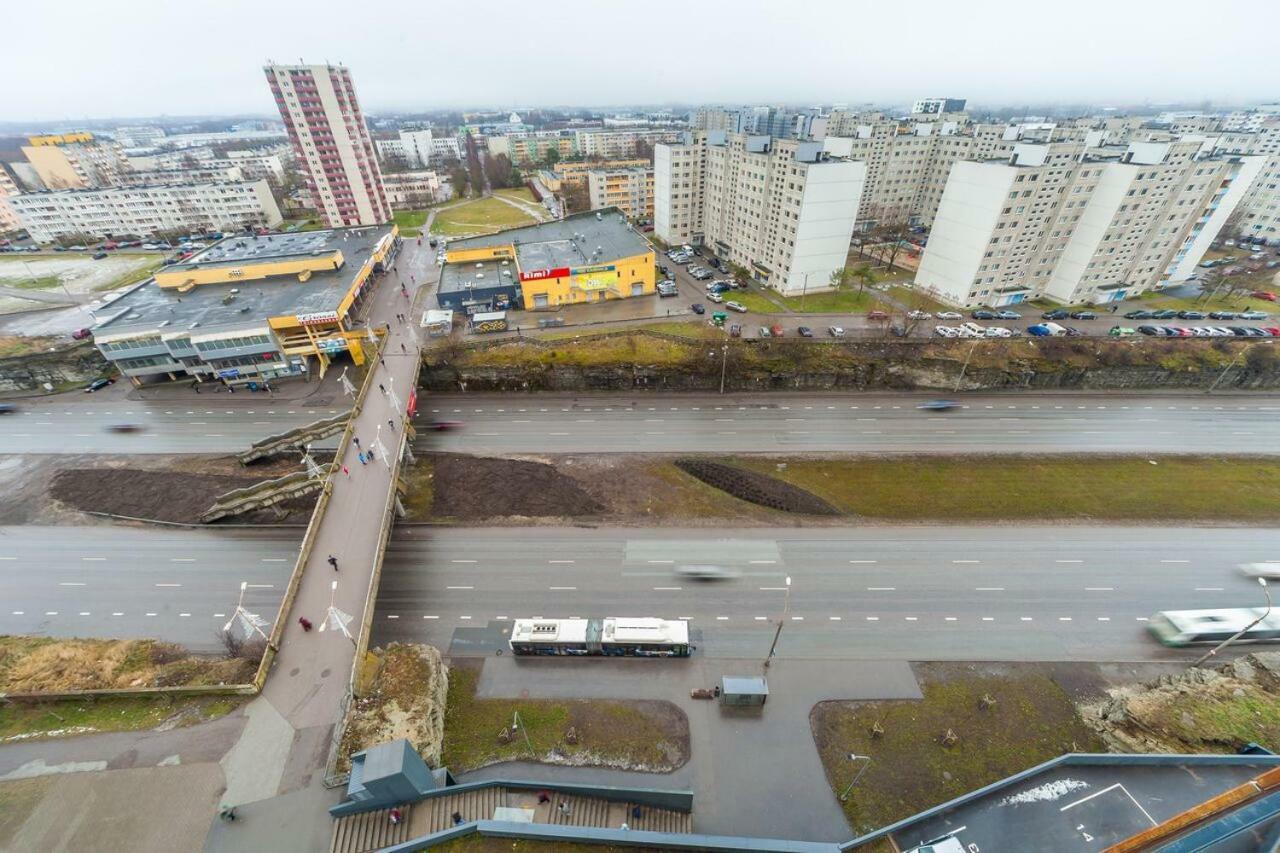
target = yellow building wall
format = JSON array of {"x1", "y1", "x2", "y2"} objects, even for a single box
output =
[
  {"x1": 154, "y1": 251, "x2": 347, "y2": 289},
  {"x1": 444, "y1": 244, "x2": 515, "y2": 264},
  {"x1": 518, "y1": 250, "x2": 655, "y2": 308},
  {"x1": 22, "y1": 146, "x2": 83, "y2": 190},
  {"x1": 28, "y1": 132, "x2": 93, "y2": 146}
]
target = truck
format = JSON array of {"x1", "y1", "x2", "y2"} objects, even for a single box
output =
[{"x1": 470, "y1": 311, "x2": 509, "y2": 334}]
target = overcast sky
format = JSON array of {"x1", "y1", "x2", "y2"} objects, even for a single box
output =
[{"x1": 4, "y1": 0, "x2": 1277, "y2": 123}]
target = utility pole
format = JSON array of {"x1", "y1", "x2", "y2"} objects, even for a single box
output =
[
  {"x1": 1193, "y1": 577, "x2": 1270, "y2": 667},
  {"x1": 764, "y1": 576, "x2": 792, "y2": 669},
  {"x1": 1207, "y1": 342, "x2": 1268, "y2": 394},
  {"x1": 719, "y1": 330, "x2": 729, "y2": 395},
  {"x1": 839, "y1": 754, "x2": 873, "y2": 802},
  {"x1": 954, "y1": 341, "x2": 980, "y2": 393}
]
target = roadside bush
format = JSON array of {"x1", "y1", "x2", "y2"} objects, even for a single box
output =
[
  {"x1": 675, "y1": 459, "x2": 841, "y2": 515},
  {"x1": 1246, "y1": 345, "x2": 1280, "y2": 372}
]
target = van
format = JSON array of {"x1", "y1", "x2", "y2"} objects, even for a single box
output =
[{"x1": 1042, "y1": 322, "x2": 1068, "y2": 336}]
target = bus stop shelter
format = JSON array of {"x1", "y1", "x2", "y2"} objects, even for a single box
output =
[{"x1": 720, "y1": 676, "x2": 768, "y2": 707}]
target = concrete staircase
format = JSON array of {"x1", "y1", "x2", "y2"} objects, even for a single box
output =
[{"x1": 329, "y1": 805, "x2": 413, "y2": 853}]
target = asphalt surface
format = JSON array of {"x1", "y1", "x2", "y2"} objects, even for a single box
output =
[
  {"x1": 0, "y1": 400, "x2": 345, "y2": 453},
  {"x1": 414, "y1": 391, "x2": 1280, "y2": 454},
  {"x1": 371, "y1": 526, "x2": 1280, "y2": 661},
  {"x1": 0, "y1": 526, "x2": 298, "y2": 651}
]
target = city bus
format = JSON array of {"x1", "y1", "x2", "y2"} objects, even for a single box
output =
[
  {"x1": 1147, "y1": 608, "x2": 1280, "y2": 648},
  {"x1": 509, "y1": 617, "x2": 690, "y2": 657}
]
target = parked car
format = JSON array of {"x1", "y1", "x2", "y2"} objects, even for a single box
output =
[
  {"x1": 1042, "y1": 309, "x2": 1070, "y2": 320},
  {"x1": 985, "y1": 326, "x2": 1012, "y2": 338},
  {"x1": 934, "y1": 325, "x2": 958, "y2": 338},
  {"x1": 758, "y1": 326, "x2": 772, "y2": 338},
  {"x1": 92, "y1": 251, "x2": 108, "y2": 260},
  {"x1": 1251, "y1": 291, "x2": 1277, "y2": 302},
  {"x1": 936, "y1": 311, "x2": 963, "y2": 321},
  {"x1": 770, "y1": 324, "x2": 785, "y2": 337},
  {"x1": 867, "y1": 310, "x2": 889, "y2": 321},
  {"x1": 1069, "y1": 311, "x2": 1097, "y2": 320},
  {"x1": 691, "y1": 267, "x2": 713, "y2": 280},
  {"x1": 84, "y1": 377, "x2": 115, "y2": 393},
  {"x1": 1178, "y1": 311, "x2": 1206, "y2": 320},
  {"x1": 994, "y1": 310, "x2": 1022, "y2": 320},
  {"x1": 1137, "y1": 325, "x2": 1160, "y2": 336},
  {"x1": 828, "y1": 326, "x2": 846, "y2": 337},
  {"x1": 797, "y1": 326, "x2": 813, "y2": 337},
  {"x1": 690, "y1": 303, "x2": 705, "y2": 315},
  {"x1": 729, "y1": 324, "x2": 742, "y2": 338},
  {"x1": 907, "y1": 310, "x2": 932, "y2": 320},
  {"x1": 1109, "y1": 326, "x2": 1136, "y2": 337},
  {"x1": 71, "y1": 328, "x2": 92, "y2": 340},
  {"x1": 1240, "y1": 311, "x2": 1269, "y2": 320},
  {"x1": 972, "y1": 310, "x2": 997, "y2": 320},
  {"x1": 1151, "y1": 310, "x2": 1179, "y2": 319},
  {"x1": 1064, "y1": 326, "x2": 1084, "y2": 337},
  {"x1": 1124, "y1": 310, "x2": 1154, "y2": 319},
  {"x1": 1209, "y1": 311, "x2": 1239, "y2": 320},
  {"x1": 707, "y1": 291, "x2": 724, "y2": 303},
  {"x1": 1026, "y1": 324, "x2": 1052, "y2": 336},
  {"x1": 725, "y1": 300, "x2": 747, "y2": 313}
]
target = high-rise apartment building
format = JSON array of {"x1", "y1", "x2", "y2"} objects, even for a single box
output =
[
  {"x1": 914, "y1": 140, "x2": 1264, "y2": 308},
  {"x1": 912, "y1": 98, "x2": 967, "y2": 116},
  {"x1": 1211, "y1": 116, "x2": 1280, "y2": 243},
  {"x1": 587, "y1": 167, "x2": 654, "y2": 220},
  {"x1": 21, "y1": 133, "x2": 132, "y2": 190},
  {"x1": 0, "y1": 166, "x2": 21, "y2": 231},
  {"x1": 655, "y1": 132, "x2": 866, "y2": 296},
  {"x1": 264, "y1": 63, "x2": 390, "y2": 227}
]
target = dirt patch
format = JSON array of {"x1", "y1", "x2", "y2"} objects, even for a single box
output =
[
  {"x1": 443, "y1": 661, "x2": 688, "y2": 773},
  {"x1": 0, "y1": 636, "x2": 261, "y2": 693},
  {"x1": 429, "y1": 453, "x2": 603, "y2": 520},
  {"x1": 45, "y1": 453, "x2": 323, "y2": 524},
  {"x1": 1082, "y1": 652, "x2": 1280, "y2": 753},
  {"x1": 338, "y1": 644, "x2": 447, "y2": 773},
  {"x1": 811, "y1": 662, "x2": 1106, "y2": 834},
  {"x1": 674, "y1": 458, "x2": 841, "y2": 515}
]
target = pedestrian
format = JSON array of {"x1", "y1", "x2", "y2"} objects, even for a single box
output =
[
  {"x1": 228, "y1": 384, "x2": 235, "y2": 394},
  {"x1": 342, "y1": 465, "x2": 350, "y2": 477},
  {"x1": 219, "y1": 806, "x2": 237, "y2": 822},
  {"x1": 388, "y1": 418, "x2": 395, "y2": 431},
  {"x1": 366, "y1": 447, "x2": 376, "y2": 462},
  {"x1": 327, "y1": 554, "x2": 338, "y2": 571},
  {"x1": 358, "y1": 451, "x2": 367, "y2": 465},
  {"x1": 631, "y1": 806, "x2": 643, "y2": 821},
  {"x1": 451, "y1": 812, "x2": 464, "y2": 826},
  {"x1": 620, "y1": 822, "x2": 629, "y2": 831},
  {"x1": 353, "y1": 436, "x2": 361, "y2": 448},
  {"x1": 537, "y1": 791, "x2": 551, "y2": 804},
  {"x1": 1110, "y1": 304, "x2": 1118, "y2": 313},
  {"x1": 379, "y1": 383, "x2": 386, "y2": 394},
  {"x1": 557, "y1": 801, "x2": 571, "y2": 817},
  {"x1": 379, "y1": 357, "x2": 386, "y2": 368},
  {"x1": 389, "y1": 807, "x2": 403, "y2": 825},
  {"x1": 400, "y1": 343, "x2": 407, "y2": 353},
  {"x1": 298, "y1": 616, "x2": 312, "y2": 631}
]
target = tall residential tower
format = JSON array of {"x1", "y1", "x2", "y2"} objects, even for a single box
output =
[{"x1": 264, "y1": 63, "x2": 390, "y2": 227}]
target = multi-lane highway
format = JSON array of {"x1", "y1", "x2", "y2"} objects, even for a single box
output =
[
  {"x1": 415, "y1": 391, "x2": 1280, "y2": 454},
  {"x1": 371, "y1": 526, "x2": 1280, "y2": 661},
  {"x1": 0, "y1": 526, "x2": 297, "y2": 650},
  {"x1": 4, "y1": 524, "x2": 1278, "y2": 661},
  {"x1": 0, "y1": 400, "x2": 345, "y2": 453}
]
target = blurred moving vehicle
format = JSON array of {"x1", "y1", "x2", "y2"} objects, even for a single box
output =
[
  {"x1": 0, "y1": 403, "x2": 17, "y2": 415},
  {"x1": 918, "y1": 399, "x2": 960, "y2": 412},
  {"x1": 107, "y1": 423, "x2": 143, "y2": 433},
  {"x1": 84, "y1": 377, "x2": 115, "y2": 392},
  {"x1": 675, "y1": 565, "x2": 741, "y2": 580},
  {"x1": 429, "y1": 420, "x2": 463, "y2": 431}
]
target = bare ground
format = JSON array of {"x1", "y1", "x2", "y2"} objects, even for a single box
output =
[{"x1": 5, "y1": 453, "x2": 323, "y2": 525}]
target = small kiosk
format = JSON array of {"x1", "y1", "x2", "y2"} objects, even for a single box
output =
[{"x1": 720, "y1": 675, "x2": 769, "y2": 708}]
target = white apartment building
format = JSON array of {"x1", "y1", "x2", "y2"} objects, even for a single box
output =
[
  {"x1": 21, "y1": 137, "x2": 132, "y2": 190},
  {"x1": 264, "y1": 63, "x2": 390, "y2": 227},
  {"x1": 1210, "y1": 117, "x2": 1280, "y2": 243},
  {"x1": 11, "y1": 180, "x2": 283, "y2": 243},
  {"x1": 914, "y1": 140, "x2": 1264, "y2": 308},
  {"x1": 376, "y1": 130, "x2": 461, "y2": 168},
  {"x1": 0, "y1": 166, "x2": 20, "y2": 231},
  {"x1": 382, "y1": 171, "x2": 443, "y2": 208},
  {"x1": 654, "y1": 136, "x2": 706, "y2": 244},
  {"x1": 587, "y1": 167, "x2": 654, "y2": 220},
  {"x1": 912, "y1": 98, "x2": 967, "y2": 116},
  {"x1": 113, "y1": 126, "x2": 167, "y2": 148},
  {"x1": 575, "y1": 129, "x2": 680, "y2": 159},
  {"x1": 655, "y1": 132, "x2": 865, "y2": 296}
]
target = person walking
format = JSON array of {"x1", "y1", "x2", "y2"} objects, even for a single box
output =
[
  {"x1": 400, "y1": 343, "x2": 407, "y2": 353},
  {"x1": 379, "y1": 383, "x2": 386, "y2": 394},
  {"x1": 358, "y1": 451, "x2": 367, "y2": 465},
  {"x1": 342, "y1": 465, "x2": 350, "y2": 478},
  {"x1": 353, "y1": 436, "x2": 360, "y2": 449},
  {"x1": 388, "y1": 418, "x2": 396, "y2": 431},
  {"x1": 298, "y1": 616, "x2": 312, "y2": 631},
  {"x1": 327, "y1": 555, "x2": 338, "y2": 571},
  {"x1": 366, "y1": 447, "x2": 376, "y2": 462}
]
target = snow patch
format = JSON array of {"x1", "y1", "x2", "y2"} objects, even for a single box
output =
[{"x1": 998, "y1": 778, "x2": 1089, "y2": 806}]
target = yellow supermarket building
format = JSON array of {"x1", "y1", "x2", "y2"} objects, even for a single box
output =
[{"x1": 436, "y1": 207, "x2": 655, "y2": 313}]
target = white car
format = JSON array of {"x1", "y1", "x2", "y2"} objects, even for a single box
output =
[
  {"x1": 936, "y1": 311, "x2": 963, "y2": 321},
  {"x1": 707, "y1": 292, "x2": 725, "y2": 303},
  {"x1": 725, "y1": 300, "x2": 747, "y2": 312},
  {"x1": 933, "y1": 325, "x2": 958, "y2": 338},
  {"x1": 959, "y1": 322, "x2": 986, "y2": 338},
  {"x1": 828, "y1": 326, "x2": 846, "y2": 337},
  {"x1": 985, "y1": 326, "x2": 1012, "y2": 338},
  {"x1": 1240, "y1": 563, "x2": 1280, "y2": 579},
  {"x1": 908, "y1": 310, "x2": 932, "y2": 320}
]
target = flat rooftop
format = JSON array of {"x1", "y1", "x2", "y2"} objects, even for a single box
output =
[
  {"x1": 94, "y1": 226, "x2": 393, "y2": 340},
  {"x1": 882, "y1": 756, "x2": 1280, "y2": 853},
  {"x1": 438, "y1": 258, "x2": 516, "y2": 297},
  {"x1": 447, "y1": 207, "x2": 652, "y2": 274}
]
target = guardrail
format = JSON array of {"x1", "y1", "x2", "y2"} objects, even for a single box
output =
[
  {"x1": 383, "y1": 822, "x2": 838, "y2": 853},
  {"x1": 1, "y1": 683, "x2": 257, "y2": 703},
  {"x1": 237, "y1": 411, "x2": 352, "y2": 464},
  {"x1": 250, "y1": 333, "x2": 385, "y2": 692},
  {"x1": 201, "y1": 470, "x2": 325, "y2": 523}
]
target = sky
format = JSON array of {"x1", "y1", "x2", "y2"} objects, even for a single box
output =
[{"x1": 3, "y1": 0, "x2": 1278, "y2": 123}]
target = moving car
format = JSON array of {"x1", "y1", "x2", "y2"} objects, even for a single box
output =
[
  {"x1": 690, "y1": 303, "x2": 705, "y2": 314},
  {"x1": 797, "y1": 326, "x2": 813, "y2": 337},
  {"x1": 429, "y1": 420, "x2": 463, "y2": 431},
  {"x1": 828, "y1": 326, "x2": 846, "y2": 337},
  {"x1": 1252, "y1": 291, "x2": 1277, "y2": 302},
  {"x1": 918, "y1": 399, "x2": 960, "y2": 412},
  {"x1": 0, "y1": 403, "x2": 16, "y2": 415},
  {"x1": 936, "y1": 311, "x2": 963, "y2": 321},
  {"x1": 92, "y1": 251, "x2": 108, "y2": 260},
  {"x1": 71, "y1": 327, "x2": 92, "y2": 340},
  {"x1": 84, "y1": 377, "x2": 115, "y2": 392},
  {"x1": 725, "y1": 300, "x2": 747, "y2": 312},
  {"x1": 867, "y1": 310, "x2": 889, "y2": 321},
  {"x1": 675, "y1": 565, "x2": 741, "y2": 580},
  {"x1": 107, "y1": 423, "x2": 143, "y2": 434},
  {"x1": 972, "y1": 310, "x2": 997, "y2": 320}
]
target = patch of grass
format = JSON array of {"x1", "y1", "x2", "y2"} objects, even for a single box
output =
[
  {"x1": 883, "y1": 285, "x2": 953, "y2": 315},
  {"x1": 779, "y1": 288, "x2": 878, "y2": 313},
  {"x1": 443, "y1": 663, "x2": 687, "y2": 773},
  {"x1": 460, "y1": 335, "x2": 700, "y2": 370},
  {"x1": 726, "y1": 289, "x2": 786, "y2": 314},
  {"x1": 402, "y1": 455, "x2": 435, "y2": 519},
  {"x1": 494, "y1": 187, "x2": 537, "y2": 204},
  {"x1": 94, "y1": 253, "x2": 165, "y2": 293},
  {"x1": 731, "y1": 456, "x2": 1280, "y2": 521},
  {"x1": 812, "y1": 668, "x2": 1105, "y2": 834},
  {"x1": 431, "y1": 197, "x2": 540, "y2": 237},
  {"x1": 0, "y1": 335, "x2": 59, "y2": 357},
  {"x1": 10, "y1": 274, "x2": 62, "y2": 291},
  {"x1": 0, "y1": 694, "x2": 246, "y2": 742},
  {"x1": 0, "y1": 636, "x2": 258, "y2": 692},
  {"x1": 1137, "y1": 290, "x2": 1279, "y2": 315},
  {"x1": 393, "y1": 209, "x2": 433, "y2": 237}
]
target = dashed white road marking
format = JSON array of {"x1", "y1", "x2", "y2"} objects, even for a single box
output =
[
  {"x1": 445, "y1": 585, "x2": 474, "y2": 590},
  {"x1": 154, "y1": 583, "x2": 181, "y2": 588},
  {"x1": 867, "y1": 587, "x2": 896, "y2": 591},
  {"x1": 58, "y1": 582, "x2": 86, "y2": 587}
]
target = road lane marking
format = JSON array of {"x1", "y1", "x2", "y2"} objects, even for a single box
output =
[
  {"x1": 759, "y1": 586, "x2": 788, "y2": 591},
  {"x1": 548, "y1": 560, "x2": 575, "y2": 564},
  {"x1": 146, "y1": 612, "x2": 157, "y2": 616},
  {"x1": 716, "y1": 616, "x2": 729, "y2": 621},
  {"x1": 1059, "y1": 617, "x2": 1073, "y2": 621},
  {"x1": 1195, "y1": 587, "x2": 1224, "y2": 591},
  {"x1": 261, "y1": 558, "x2": 287, "y2": 562},
  {"x1": 1021, "y1": 617, "x2": 1033, "y2": 621},
  {"x1": 945, "y1": 616, "x2": 957, "y2": 622},
  {"x1": 1160, "y1": 559, "x2": 1190, "y2": 564},
  {"x1": 113, "y1": 612, "x2": 124, "y2": 616},
  {"x1": 423, "y1": 615, "x2": 439, "y2": 619},
  {"x1": 647, "y1": 560, "x2": 674, "y2": 564},
  {"x1": 829, "y1": 616, "x2": 842, "y2": 621},
  {"x1": 549, "y1": 586, "x2": 577, "y2": 591},
  {"x1": 867, "y1": 587, "x2": 896, "y2": 591},
  {"x1": 653, "y1": 586, "x2": 682, "y2": 591},
  {"x1": 387, "y1": 614, "x2": 399, "y2": 619},
  {"x1": 11, "y1": 611, "x2": 23, "y2": 615},
  {"x1": 1097, "y1": 617, "x2": 1111, "y2": 621},
  {"x1": 446, "y1": 585, "x2": 474, "y2": 590},
  {"x1": 1056, "y1": 560, "x2": 1083, "y2": 563},
  {"x1": 451, "y1": 559, "x2": 477, "y2": 563},
  {"x1": 952, "y1": 560, "x2": 980, "y2": 564},
  {"x1": 155, "y1": 583, "x2": 181, "y2": 587},
  {"x1": 848, "y1": 560, "x2": 877, "y2": 564},
  {"x1": 866, "y1": 616, "x2": 879, "y2": 621},
  {"x1": 171, "y1": 558, "x2": 195, "y2": 562},
  {"x1": 82, "y1": 557, "x2": 106, "y2": 561},
  {"x1": 791, "y1": 616, "x2": 804, "y2": 621},
  {"x1": 59, "y1": 582, "x2": 86, "y2": 586},
  {"x1": 755, "y1": 616, "x2": 768, "y2": 621},
  {"x1": 79, "y1": 611, "x2": 90, "y2": 616},
  {"x1": 45, "y1": 611, "x2": 58, "y2": 615},
  {"x1": 904, "y1": 616, "x2": 918, "y2": 621},
  {"x1": 459, "y1": 616, "x2": 472, "y2": 620},
  {"x1": 245, "y1": 584, "x2": 274, "y2": 589},
  {"x1": 975, "y1": 587, "x2": 1005, "y2": 591},
  {"x1": 982, "y1": 617, "x2": 995, "y2": 621},
  {"x1": 749, "y1": 560, "x2": 777, "y2": 565}
]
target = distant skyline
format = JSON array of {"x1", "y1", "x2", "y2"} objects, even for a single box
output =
[{"x1": 2, "y1": 0, "x2": 1277, "y2": 124}]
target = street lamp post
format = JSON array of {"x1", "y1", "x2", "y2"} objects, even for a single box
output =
[
  {"x1": 954, "y1": 340, "x2": 980, "y2": 393},
  {"x1": 764, "y1": 576, "x2": 792, "y2": 669},
  {"x1": 839, "y1": 754, "x2": 872, "y2": 802},
  {"x1": 1193, "y1": 577, "x2": 1271, "y2": 667}
]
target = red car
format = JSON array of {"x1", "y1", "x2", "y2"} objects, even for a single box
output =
[
  {"x1": 867, "y1": 310, "x2": 889, "y2": 321},
  {"x1": 71, "y1": 327, "x2": 91, "y2": 340},
  {"x1": 1251, "y1": 291, "x2": 1277, "y2": 301},
  {"x1": 770, "y1": 324, "x2": 785, "y2": 337}
]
